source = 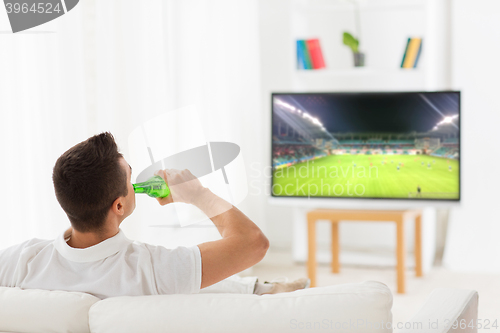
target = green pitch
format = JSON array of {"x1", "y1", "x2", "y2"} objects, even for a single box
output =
[{"x1": 272, "y1": 154, "x2": 459, "y2": 199}]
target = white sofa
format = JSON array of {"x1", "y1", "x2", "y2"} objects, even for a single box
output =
[{"x1": 0, "y1": 281, "x2": 477, "y2": 333}]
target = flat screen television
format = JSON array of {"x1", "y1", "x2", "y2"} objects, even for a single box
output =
[{"x1": 271, "y1": 92, "x2": 460, "y2": 201}]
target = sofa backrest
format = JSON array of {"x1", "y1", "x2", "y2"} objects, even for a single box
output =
[
  {"x1": 0, "y1": 281, "x2": 392, "y2": 333},
  {"x1": 0, "y1": 287, "x2": 100, "y2": 333},
  {"x1": 88, "y1": 281, "x2": 393, "y2": 333}
]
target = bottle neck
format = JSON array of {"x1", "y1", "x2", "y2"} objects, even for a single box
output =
[{"x1": 133, "y1": 184, "x2": 147, "y2": 194}]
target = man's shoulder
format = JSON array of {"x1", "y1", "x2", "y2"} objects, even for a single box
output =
[
  {"x1": 0, "y1": 238, "x2": 54, "y2": 288},
  {"x1": 128, "y1": 241, "x2": 200, "y2": 259},
  {"x1": 129, "y1": 242, "x2": 201, "y2": 266},
  {"x1": 21, "y1": 238, "x2": 52, "y2": 247},
  {"x1": 130, "y1": 241, "x2": 198, "y2": 252},
  {"x1": 0, "y1": 238, "x2": 53, "y2": 258},
  {"x1": 129, "y1": 240, "x2": 168, "y2": 254}
]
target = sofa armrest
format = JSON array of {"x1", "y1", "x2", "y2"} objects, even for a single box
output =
[{"x1": 396, "y1": 288, "x2": 478, "y2": 333}]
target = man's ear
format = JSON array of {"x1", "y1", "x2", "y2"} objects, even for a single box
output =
[{"x1": 111, "y1": 197, "x2": 125, "y2": 216}]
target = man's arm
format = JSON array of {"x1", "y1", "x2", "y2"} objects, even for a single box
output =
[{"x1": 155, "y1": 169, "x2": 269, "y2": 289}]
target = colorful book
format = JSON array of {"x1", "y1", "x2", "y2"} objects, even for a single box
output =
[
  {"x1": 296, "y1": 40, "x2": 306, "y2": 69},
  {"x1": 300, "y1": 40, "x2": 313, "y2": 69},
  {"x1": 401, "y1": 37, "x2": 423, "y2": 68},
  {"x1": 306, "y1": 39, "x2": 326, "y2": 69},
  {"x1": 297, "y1": 39, "x2": 326, "y2": 70},
  {"x1": 400, "y1": 38, "x2": 411, "y2": 67},
  {"x1": 413, "y1": 40, "x2": 423, "y2": 68}
]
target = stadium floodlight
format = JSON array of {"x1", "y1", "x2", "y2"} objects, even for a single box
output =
[
  {"x1": 283, "y1": 105, "x2": 325, "y2": 129},
  {"x1": 437, "y1": 114, "x2": 459, "y2": 126},
  {"x1": 434, "y1": 114, "x2": 459, "y2": 128},
  {"x1": 275, "y1": 99, "x2": 296, "y2": 112},
  {"x1": 300, "y1": 112, "x2": 325, "y2": 129}
]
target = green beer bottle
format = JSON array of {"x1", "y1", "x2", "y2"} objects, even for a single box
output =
[{"x1": 133, "y1": 175, "x2": 170, "y2": 198}]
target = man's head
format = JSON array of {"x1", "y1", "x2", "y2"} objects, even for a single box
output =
[{"x1": 52, "y1": 132, "x2": 135, "y2": 233}]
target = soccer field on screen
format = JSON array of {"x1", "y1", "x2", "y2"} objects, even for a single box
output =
[{"x1": 272, "y1": 154, "x2": 459, "y2": 199}]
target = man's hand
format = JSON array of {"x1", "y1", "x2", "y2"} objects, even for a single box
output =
[
  {"x1": 154, "y1": 169, "x2": 231, "y2": 218},
  {"x1": 154, "y1": 169, "x2": 206, "y2": 206}
]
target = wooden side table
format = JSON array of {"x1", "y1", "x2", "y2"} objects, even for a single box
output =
[{"x1": 307, "y1": 209, "x2": 423, "y2": 294}]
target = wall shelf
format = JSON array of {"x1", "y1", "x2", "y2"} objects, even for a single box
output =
[
  {"x1": 290, "y1": 0, "x2": 450, "y2": 92},
  {"x1": 294, "y1": 0, "x2": 425, "y2": 13},
  {"x1": 294, "y1": 67, "x2": 424, "y2": 76}
]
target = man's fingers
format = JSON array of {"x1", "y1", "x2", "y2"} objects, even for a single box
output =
[
  {"x1": 154, "y1": 169, "x2": 170, "y2": 185},
  {"x1": 154, "y1": 169, "x2": 163, "y2": 177},
  {"x1": 156, "y1": 194, "x2": 173, "y2": 206}
]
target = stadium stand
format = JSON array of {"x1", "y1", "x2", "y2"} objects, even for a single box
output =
[
  {"x1": 339, "y1": 140, "x2": 364, "y2": 144},
  {"x1": 444, "y1": 138, "x2": 458, "y2": 144},
  {"x1": 388, "y1": 140, "x2": 414, "y2": 145},
  {"x1": 431, "y1": 147, "x2": 449, "y2": 157},
  {"x1": 273, "y1": 144, "x2": 326, "y2": 168}
]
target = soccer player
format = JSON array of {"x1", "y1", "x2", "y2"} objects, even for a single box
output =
[
  {"x1": 449, "y1": 165, "x2": 452, "y2": 172},
  {"x1": 428, "y1": 162, "x2": 431, "y2": 168},
  {"x1": 397, "y1": 165, "x2": 400, "y2": 171},
  {"x1": 417, "y1": 185, "x2": 422, "y2": 198}
]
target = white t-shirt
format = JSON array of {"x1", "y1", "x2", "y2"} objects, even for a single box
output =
[{"x1": 0, "y1": 229, "x2": 202, "y2": 299}]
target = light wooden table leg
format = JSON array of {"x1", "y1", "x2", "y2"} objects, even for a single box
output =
[
  {"x1": 396, "y1": 218, "x2": 406, "y2": 294},
  {"x1": 331, "y1": 222, "x2": 340, "y2": 273},
  {"x1": 415, "y1": 214, "x2": 423, "y2": 277},
  {"x1": 307, "y1": 218, "x2": 317, "y2": 287}
]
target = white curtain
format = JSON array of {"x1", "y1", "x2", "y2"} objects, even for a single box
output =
[{"x1": 0, "y1": 0, "x2": 264, "y2": 249}]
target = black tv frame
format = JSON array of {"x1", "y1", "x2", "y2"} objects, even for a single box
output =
[{"x1": 270, "y1": 91, "x2": 461, "y2": 202}]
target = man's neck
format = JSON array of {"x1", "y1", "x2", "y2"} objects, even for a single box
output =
[{"x1": 66, "y1": 227, "x2": 119, "y2": 249}]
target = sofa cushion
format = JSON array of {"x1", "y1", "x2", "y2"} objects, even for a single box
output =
[
  {"x1": 0, "y1": 287, "x2": 100, "y2": 333},
  {"x1": 89, "y1": 281, "x2": 392, "y2": 333}
]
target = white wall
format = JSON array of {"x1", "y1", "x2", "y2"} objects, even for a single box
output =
[
  {"x1": 259, "y1": 0, "x2": 450, "y2": 261},
  {"x1": 443, "y1": 0, "x2": 500, "y2": 272},
  {"x1": 259, "y1": 0, "x2": 295, "y2": 249}
]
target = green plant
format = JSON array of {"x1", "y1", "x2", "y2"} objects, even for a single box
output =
[{"x1": 343, "y1": 32, "x2": 359, "y2": 53}]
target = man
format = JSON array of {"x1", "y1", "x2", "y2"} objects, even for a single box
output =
[{"x1": 0, "y1": 132, "x2": 308, "y2": 299}]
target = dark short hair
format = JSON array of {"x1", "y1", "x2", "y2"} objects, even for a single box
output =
[{"x1": 52, "y1": 132, "x2": 128, "y2": 232}]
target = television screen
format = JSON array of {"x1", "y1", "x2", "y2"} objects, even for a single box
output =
[{"x1": 271, "y1": 92, "x2": 460, "y2": 201}]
